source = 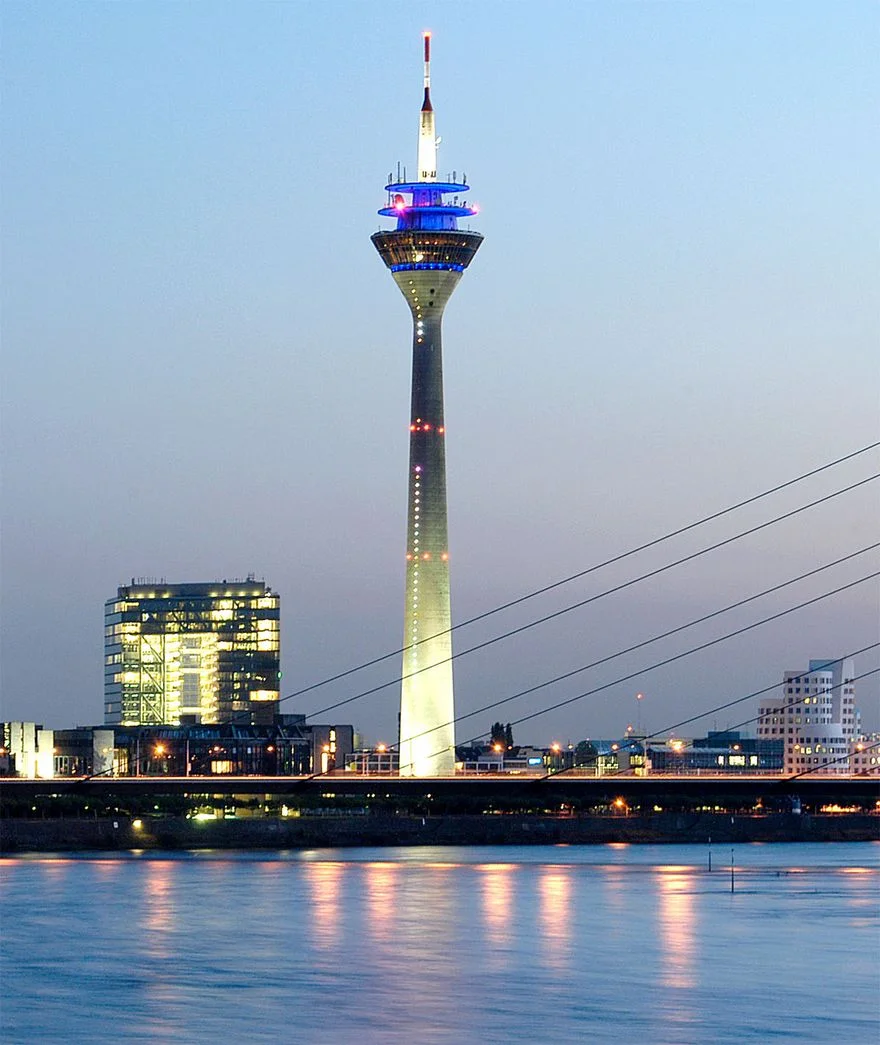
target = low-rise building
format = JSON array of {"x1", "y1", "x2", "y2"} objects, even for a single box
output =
[
  {"x1": 648, "y1": 731, "x2": 783, "y2": 773},
  {"x1": 1, "y1": 722, "x2": 55, "y2": 779},
  {"x1": 47, "y1": 718, "x2": 353, "y2": 777}
]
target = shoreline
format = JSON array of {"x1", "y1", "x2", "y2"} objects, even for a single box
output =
[{"x1": 2, "y1": 812, "x2": 877, "y2": 853}]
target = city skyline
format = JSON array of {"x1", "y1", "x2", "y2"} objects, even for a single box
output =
[{"x1": 2, "y1": 3, "x2": 878, "y2": 741}]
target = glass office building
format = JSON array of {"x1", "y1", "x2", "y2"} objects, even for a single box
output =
[{"x1": 104, "y1": 580, "x2": 280, "y2": 726}]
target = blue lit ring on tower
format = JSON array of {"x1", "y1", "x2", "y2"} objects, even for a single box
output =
[{"x1": 371, "y1": 230, "x2": 483, "y2": 272}]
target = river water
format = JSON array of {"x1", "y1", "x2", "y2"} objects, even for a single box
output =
[{"x1": 1, "y1": 842, "x2": 877, "y2": 1044}]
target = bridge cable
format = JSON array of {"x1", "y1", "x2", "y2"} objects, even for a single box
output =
[
  {"x1": 278, "y1": 441, "x2": 878, "y2": 708},
  {"x1": 303, "y1": 476, "x2": 878, "y2": 721},
  {"x1": 397, "y1": 570, "x2": 879, "y2": 774}
]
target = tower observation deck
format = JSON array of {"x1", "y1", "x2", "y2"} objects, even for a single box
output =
[{"x1": 372, "y1": 33, "x2": 482, "y2": 777}]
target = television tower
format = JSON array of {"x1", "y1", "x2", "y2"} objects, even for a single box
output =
[{"x1": 372, "y1": 33, "x2": 482, "y2": 776}]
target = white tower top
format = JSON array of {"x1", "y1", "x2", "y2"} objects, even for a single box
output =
[{"x1": 417, "y1": 32, "x2": 437, "y2": 181}]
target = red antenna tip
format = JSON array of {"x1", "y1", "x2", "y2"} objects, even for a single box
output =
[{"x1": 423, "y1": 32, "x2": 431, "y2": 62}]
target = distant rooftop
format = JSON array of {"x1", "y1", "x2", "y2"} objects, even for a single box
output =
[{"x1": 112, "y1": 578, "x2": 272, "y2": 600}]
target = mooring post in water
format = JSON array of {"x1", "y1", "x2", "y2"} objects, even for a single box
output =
[
  {"x1": 708, "y1": 835, "x2": 712, "y2": 872},
  {"x1": 730, "y1": 847, "x2": 735, "y2": 893}
]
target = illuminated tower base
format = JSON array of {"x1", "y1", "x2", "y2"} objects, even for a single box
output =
[{"x1": 372, "y1": 34, "x2": 482, "y2": 776}]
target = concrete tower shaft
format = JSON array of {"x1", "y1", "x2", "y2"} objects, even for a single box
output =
[
  {"x1": 395, "y1": 267, "x2": 457, "y2": 778},
  {"x1": 372, "y1": 35, "x2": 482, "y2": 777}
]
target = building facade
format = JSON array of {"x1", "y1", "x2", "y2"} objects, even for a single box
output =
[
  {"x1": 850, "y1": 733, "x2": 880, "y2": 775},
  {"x1": 757, "y1": 658, "x2": 857, "y2": 774},
  {"x1": 104, "y1": 580, "x2": 280, "y2": 726},
  {"x1": 648, "y1": 732, "x2": 783, "y2": 773},
  {"x1": 47, "y1": 719, "x2": 353, "y2": 778},
  {"x1": 0, "y1": 722, "x2": 55, "y2": 779}
]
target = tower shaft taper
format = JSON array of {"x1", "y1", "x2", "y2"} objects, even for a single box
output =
[
  {"x1": 372, "y1": 35, "x2": 482, "y2": 777},
  {"x1": 396, "y1": 270, "x2": 459, "y2": 776}
]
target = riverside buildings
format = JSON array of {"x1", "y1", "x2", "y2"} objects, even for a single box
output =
[
  {"x1": 104, "y1": 580, "x2": 280, "y2": 727},
  {"x1": 757, "y1": 658, "x2": 858, "y2": 774},
  {"x1": 372, "y1": 34, "x2": 482, "y2": 776}
]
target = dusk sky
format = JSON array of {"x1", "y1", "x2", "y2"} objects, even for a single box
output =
[{"x1": 2, "y1": 1, "x2": 877, "y2": 744}]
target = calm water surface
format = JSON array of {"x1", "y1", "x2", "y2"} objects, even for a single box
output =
[{"x1": 2, "y1": 842, "x2": 877, "y2": 1044}]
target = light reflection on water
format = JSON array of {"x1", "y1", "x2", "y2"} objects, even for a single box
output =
[
  {"x1": 656, "y1": 868, "x2": 698, "y2": 1037},
  {"x1": 1, "y1": 843, "x2": 877, "y2": 1045},
  {"x1": 538, "y1": 866, "x2": 572, "y2": 969},
  {"x1": 305, "y1": 859, "x2": 343, "y2": 950},
  {"x1": 657, "y1": 868, "x2": 696, "y2": 991}
]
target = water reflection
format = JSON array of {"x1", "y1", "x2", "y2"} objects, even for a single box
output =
[
  {"x1": 365, "y1": 861, "x2": 398, "y2": 944},
  {"x1": 143, "y1": 860, "x2": 174, "y2": 943},
  {"x1": 479, "y1": 863, "x2": 515, "y2": 957},
  {"x1": 304, "y1": 860, "x2": 343, "y2": 950},
  {"x1": 139, "y1": 860, "x2": 183, "y2": 1038},
  {"x1": 91, "y1": 859, "x2": 121, "y2": 878},
  {"x1": 538, "y1": 867, "x2": 572, "y2": 969},
  {"x1": 654, "y1": 866, "x2": 698, "y2": 1039},
  {"x1": 657, "y1": 868, "x2": 696, "y2": 990},
  {"x1": 1, "y1": 846, "x2": 876, "y2": 1045},
  {"x1": 600, "y1": 863, "x2": 627, "y2": 927}
]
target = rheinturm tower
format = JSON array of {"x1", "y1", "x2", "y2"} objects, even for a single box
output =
[{"x1": 372, "y1": 33, "x2": 482, "y2": 776}]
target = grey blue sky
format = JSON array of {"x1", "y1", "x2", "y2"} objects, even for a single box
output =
[{"x1": 2, "y1": 1, "x2": 878, "y2": 742}]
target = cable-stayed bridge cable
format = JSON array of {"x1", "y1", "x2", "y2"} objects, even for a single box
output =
[
  {"x1": 395, "y1": 570, "x2": 879, "y2": 774},
  {"x1": 278, "y1": 441, "x2": 879, "y2": 707},
  {"x1": 395, "y1": 545, "x2": 876, "y2": 749},
  {"x1": 304, "y1": 475, "x2": 878, "y2": 720},
  {"x1": 548, "y1": 660, "x2": 880, "y2": 780}
]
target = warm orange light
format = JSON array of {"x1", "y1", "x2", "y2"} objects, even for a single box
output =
[
  {"x1": 154, "y1": 744, "x2": 166, "y2": 757},
  {"x1": 377, "y1": 743, "x2": 387, "y2": 753},
  {"x1": 493, "y1": 743, "x2": 503, "y2": 753},
  {"x1": 614, "y1": 798, "x2": 626, "y2": 809},
  {"x1": 551, "y1": 743, "x2": 561, "y2": 753}
]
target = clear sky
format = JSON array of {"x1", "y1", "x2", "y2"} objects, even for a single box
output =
[{"x1": 2, "y1": 1, "x2": 878, "y2": 744}]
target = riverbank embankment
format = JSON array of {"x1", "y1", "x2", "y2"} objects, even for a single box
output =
[{"x1": 1, "y1": 812, "x2": 877, "y2": 853}]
